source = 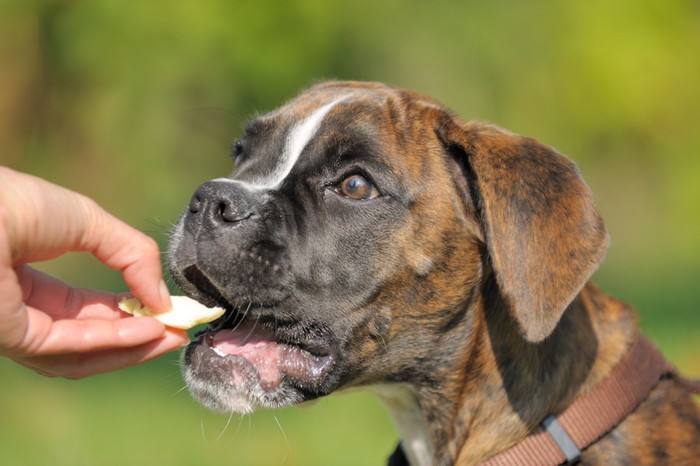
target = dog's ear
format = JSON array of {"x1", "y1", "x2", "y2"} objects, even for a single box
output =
[{"x1": 435, "y1": 113, "x2": 609, "y2": 342}]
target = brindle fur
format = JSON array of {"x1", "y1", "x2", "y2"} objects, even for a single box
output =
[{"x1": 171, "y1": 81, "x2": 700, "y2": 465}]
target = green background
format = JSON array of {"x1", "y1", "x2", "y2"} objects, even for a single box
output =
[{"x1": 1, "y1": 1, "x2": 698, "y2": 465}]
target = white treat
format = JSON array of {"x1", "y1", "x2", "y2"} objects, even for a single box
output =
[{"x1": 118, "y1": 296, "x2": 225, "y2": 329}]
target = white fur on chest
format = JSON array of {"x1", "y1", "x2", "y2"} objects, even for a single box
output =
[{"x1": 371, "y1": 384, "x2": 433, "y2": 466}]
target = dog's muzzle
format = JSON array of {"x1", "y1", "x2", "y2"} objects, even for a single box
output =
[{"x1": 185, "y1": 179, "x2": 257, "y2": 232}]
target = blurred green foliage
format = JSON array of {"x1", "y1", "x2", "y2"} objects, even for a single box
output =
[{"x1": 1, "y1": 0, "x2": 698, "y2": 465}]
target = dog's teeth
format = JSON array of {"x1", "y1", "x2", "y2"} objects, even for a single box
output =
[{"x1": 212, "y1": 347, "x2": 227, "y2": 357}]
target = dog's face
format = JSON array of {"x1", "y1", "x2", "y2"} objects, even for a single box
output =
[
  {"x1": 168, "y1": 81, "x2": 608, "y2": 414},
  {"x1": 168, "y1": 82, "x2": 483, "y2": 413}
]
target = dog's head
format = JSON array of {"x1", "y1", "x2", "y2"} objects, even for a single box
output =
[{"x1": 168, "y1": 81, "x2": 609, "y2": 413}]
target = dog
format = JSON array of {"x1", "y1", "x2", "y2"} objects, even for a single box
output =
[{"x1": 168, "y1": 81, "x2": 700, "y2": 465}]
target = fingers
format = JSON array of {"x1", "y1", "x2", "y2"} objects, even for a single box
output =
[
  {"x1": 6, "y1": 267, "x2": 188, "y2": 359},
  {"x1": 1, "y1": 168, "x2": 171, "y2": 312},
  {"x1": 17, "y1": 266, "x2": 124, "y2": 320},
  {"x1": 0, "y1": 168, "x2": 91, "y2": 264},
  {"x1": 27, "y1": 311, "x2": 168, "y2": 356},
  {"x1": 13, "y1": 329, "x2": 189, "y2": 379},
  {"x1": 0, "y1": 223, "x2": 29, "y2": 353},
  {"x1": 76, "y1": 196, "x2": 172, "y2": 312},
  {"x1": 0, "y1": 168, "x2": 181, "y2": 378}
]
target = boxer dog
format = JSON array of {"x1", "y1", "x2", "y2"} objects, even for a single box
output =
[{"x1": 168, "y1": 81, "x2": 699, "y2": 465}]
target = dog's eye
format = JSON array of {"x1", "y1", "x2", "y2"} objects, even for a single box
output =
[
  {"x1": 336, "y1": 174, "x2": 380, "y2": 200},
  {"x1": 231, "y1": 139, "x2": 246, "y2": 167}
]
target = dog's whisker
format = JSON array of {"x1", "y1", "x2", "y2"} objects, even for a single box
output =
[
  {"x1": 242, "y1": 309, "x2": 263, "y2": 342},
  {"x1": 273, "y1": 414, "x2": 291, "y2": 463},
  {"x1": 213, "y1": 411, "x2": 236, "y2": 443},
  {"x1": 199, "y1": 417, "x2": 208, "y2": 443},
  {"x1": 172, "y1": 384, "x2": 190, "y2": 396},
  {"x1": 212, "y1": 300, "x2": 253, "y2": 339},
  {"x1": 163, "y1": 275, "x2": 178, "y2": 290},
  {"x1": 246, "y1": 413, "x2": 252, "y2": 441},
  {"x1": 228, "y1": 301, "x2": 253, "y2": 335},
  {"x1": 232, "y1": 413, "x2": 246, "y2": 438}
]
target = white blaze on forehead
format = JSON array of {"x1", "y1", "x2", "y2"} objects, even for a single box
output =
[
  {"x1": 270, "y1": 97, "x2": 345, "y2": 189},
  {"x1": 217, "y1": 96, "x2": 347, "y2": 192}
]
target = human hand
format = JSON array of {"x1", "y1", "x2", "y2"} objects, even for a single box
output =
[{"x1": 0, "y1": 167, "x2": 189, "y2": 378}]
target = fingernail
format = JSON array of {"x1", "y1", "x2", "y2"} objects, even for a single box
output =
[{"x1": 159, "y1": 280, "x2": 172, "y2": 310}]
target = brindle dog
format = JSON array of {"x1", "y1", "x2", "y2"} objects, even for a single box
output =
[{"x1": 168, "y1": 81, "x2": 700, "y2": 465}]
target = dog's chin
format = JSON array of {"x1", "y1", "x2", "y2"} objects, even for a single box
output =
[{"x1": 181, "y1": 311, "x2": 337, "y2": 414}]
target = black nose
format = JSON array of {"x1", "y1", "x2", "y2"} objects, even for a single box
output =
[{"x1": 186, "y1": 180, "x2": 254, "y2": 228}]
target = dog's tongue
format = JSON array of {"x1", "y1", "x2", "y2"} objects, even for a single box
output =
[
  {"x1": 212, "y1": 323, "x2": 283, "y2": 388},
  {"x1": 210, "y1": 321, "x2": 331, "y2": 390},
  {"x1": 212, "y1": 322, "x2": 276, "y2": 356}
]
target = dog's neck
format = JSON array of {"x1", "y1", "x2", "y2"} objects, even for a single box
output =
[
  {"x1": 375, "y1": 282, "x2": 637, "y2": 466},
  {"x1": 372, "y1": 384, "x2": 434, "y2": 466}
]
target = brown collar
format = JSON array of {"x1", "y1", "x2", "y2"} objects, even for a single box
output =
[{"x1": 482, "y1": 334, "x2": 700, "y2": 466}]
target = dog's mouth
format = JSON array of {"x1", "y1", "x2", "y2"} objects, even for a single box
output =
[
  {"x1": 182, "y1": 265, "x2": 336, "y2": 397},
  {"x1": 199, "y1": 318, "x2": 334, "y2": 391}
]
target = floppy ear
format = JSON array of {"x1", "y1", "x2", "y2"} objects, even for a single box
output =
[{"x1": 435, "y1": 114, "x2": 610, "y2": 342}]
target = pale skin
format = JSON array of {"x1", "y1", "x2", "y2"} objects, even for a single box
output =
[{"x1": 0, "y1": 167, "x2": 189, "y2": 378}]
